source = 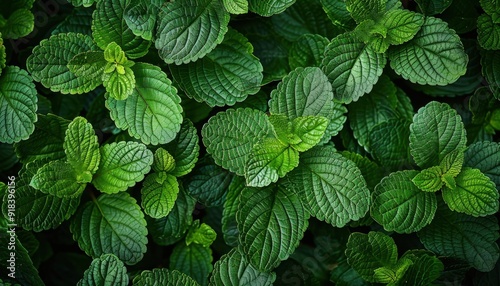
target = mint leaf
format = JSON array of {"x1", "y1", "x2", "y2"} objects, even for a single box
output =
[
  {"x1": 0, "y1": 66, "x2": 37, "y2": 143},
  {"x1": 186, "y1": 220, "x2": 217, "y2": 248},
  {"x1": 133, "y1": 269, "x2": 200, "y2": 286},
  {"x1": 169, "y1": 29, "x2": 263, "y2": 107},
  {"x1": 30, "y1": 160, "x2": 86, "y2": 197},
  {"x1": 288, "y1": 34, "x2": 329, "y2": 70},
  {"x1": 379, "y1": 9, "x2": 424, "y2": 47},
  {"x1": 141, "y1": 173, "x2": 179, "y2": 219},
  {"x1": 440, "y1": 148, "x2": 464, "y2": 178},
  {"x1": 290, "y1": 116, "x2": 329, "y2": 152},
  {"x1": 442, "y1": 168, "x2": 499, "y2": 217},
  {"x1": 64, "y1": 117, "x2": 100, "y2": 176},
  {"x1": 237, "y1": 185, "x2": 308, "y2": 272},
  {"x1": 67, "y1": 0, "x2": 96, "y2": 7},
  {"x1": 346, "y1": 0, "x2": 387, "y2": 23},
  {"x1": 106, "y1": 63, "x2": 183, "y2": 145},
  {"x1": 372, "y1": 170, "x2": 437, "y2": 233},
  {"x1": 412, "y1": 166, "x2": 444, "y2": 193},
  {"x1": 480, "y1": 0, "x2": 500, "y2": 18},
  {"x1": 0, "y1": 7, "x2": 34, "y2": 39},
  {"x1": 164, "y1": 119, "x2": 200, "y2": 177},
  {"x1": 51, "y1": 7, "x2": 93, "y2": 35},
  {"x1": 388, "y1": 17, "x2": 468, "y2": 85},
  {"x1": 478, "y1": 14, "x2": 500, "y2": 50},
  {"x1": 67, "y1": 51, "x2": 106, "y2": 80},
  {"x1": 222, "y1": 176, "x2": 244, "y2": 247},
  {"x1": 464, "y1": 141, "x2": 500, "y2": 186},
  {"x1": 71, "y1": 192, "x2": 148, "y2": 265},
  {"x1": 155, "y1": 0, "x2": 230, "y2": 64},
  {"x1": 368, "y1": 119, "x2": 412, "y2": 169},
  {"x1": 170, "y1": 243, "x2": 213, "y2": 286},
  {"x1": 152, "y1": 148, "x2": 175, "y2": 173},
  {"x1": 398, "y1": 251, "x2": 444, "y2": 286},
  {"x1": 248, "y1": 0, "x2": 296, "y2": 17},
  {"x1": 92, "y1": 141, "x2": 153, "y2": 194},
  {"x1": 222, "y1": 0, "x2": 248, "y2": 14},
  {"x1": 77, "y1": 254, "x2": 129, "y2": 286},
  {"x1": 0, "y1": 36, "x2": 5, "y2": 75}
]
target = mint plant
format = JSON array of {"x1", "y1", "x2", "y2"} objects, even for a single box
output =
[{"x1": 1, "y1": 0, "x2": 500, "y2": 285}]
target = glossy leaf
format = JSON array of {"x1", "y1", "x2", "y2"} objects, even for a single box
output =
[
  {"x1": 30, "y1": 160, "x2": 86, "y2": 197},
  {"x1": 77, "y1": 254, "x2": 129, "y2": 286},
  {"x1": 64, "y1": 117, "x2": 100, "y2": 176},
  {"x1": 141, "y1": 173, "x2": 179, "y2": 219},
  {"x1": 412, "y1": 166, "x2": 444, "y2": 193}
]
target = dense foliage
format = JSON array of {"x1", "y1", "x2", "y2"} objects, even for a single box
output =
[{"x1": 1, "y1": 0, "x2": 500, "y2": 285}]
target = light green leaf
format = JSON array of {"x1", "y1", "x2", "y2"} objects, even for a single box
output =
[
  {"x1": 92, "y1": 0, "x2": 151, "y2": 59},
  {"x1": 92, "y1": 141, "x2": 153, "y2": 194},
  {"x1": 440, "y1": 149, "x2": 464, "y2": 178},
  {"x1": 223, "y1": 0, "x2": 248, "y2": 14},
  {"x1": 372, "y1": 170, "x2": 437, "y2": 233},
  {"x1": 415, "y1": 0, "x2": 453, "y2": 15},
  {"x1": 345, "y1": 231, "x2": 398, "y2": 283},
  {"x1": 346, "y1": 0, "x2": 386, "y2": 23},
  {"x1": 418, "y1": 204, "x2": 499, "y2": 272},
  {"x1": 209, "y1": 248, "x2": 276, "y2": 286},
  {"x1": 0, "y1": 8, "x2": 34, "y2": 39},
  {"x1": 245, "y1": 138, "x2": 299, "y2": 187},
  {"x1": 132, "y1": 269, "x2": 200, "y2": 286},
  {"x1": 169, "y1": 29, "x2": 263, "y2": 107},
  {"x1": 320, "y1": 0, "x2": 356, "y2": 30},
  {"x1": 478, "y1": 14, "x2": 500, "y2": 50},
  {"x1": 464, "y1": 141, "x2": 500, "y2": 186},
  {"x1": 368, "y1": 119, "x2": 412, "y2": 169},
  {"x1": 397, "y1": 251, "x2": 444, "y2": 286},
  {"x1": 106, "y1": 63, "x2": 183, "y2": 145},
  {"x1": 388, "y1": 17, "x2": 468, "y2": 85},
  {"x1": 412, "y1": 166, "x2": 443, "y2": 192},
  {"x1": 321, "y1": 32, "x2": 386, "y2": 103},
  {"x1": 77, "y1": 254, "x2": 129, "y2": 286},
  {"x1": 64, "y1": 117, "x2": 100, "y2": 176},
  {"x1": 202, "y1": 108, "x2": 272, "y2": 176},
  {"x1": 67, "y1": 51, "x2": 106, "y2": 81},
  {"x1": 155, "y1": 0, "x2": 230, "y2": 65},
  {"x1": 410, "y1": 101, "x2": 467, "y2": 169},
  {"x1": 141, "y1": 173, "x2": 179, "y2": 219},
  {"x1": 0, "y1": 66, "x2": 37, "y2": 144},
  {"x1": 442, "y1": 168, "x2": 499, "y2": 217},
  {"x1": 30, "y1": 160, "x2": 87, "y2": 197},
  {"x1": 248, "y1": 0, "x2": 296, "y2": 16},
  {"x1": 237, "y1": 185, "x2": 308, "y2": 272},
  {"x1": 102, "y1": 44, "x2": 135, "y2": 100},
  {"x1": 27, "y1": 33, "x2": 101, "y2": 94},
  {"x1": 67, "y1": 0, "x2": 96, "y2": 7},
  {"x1": 286, "y1": 145, "x2": 370, "y2": 227},
  {"x1": 222, "y1": 176, "x2": 244, "y2": 247},
  {"x1": 152, "y1": 148, "x2": 175, "y2": 173},
  {"x1": 163, "y1": 119, "x2": 200, "y2": 177},
  {"x1": 71, "y1": 192, "x2": 148, "y2": 265},
  {"x1": 373, "y1": 257, "x2": 413, "y2": 284},
  {"x1": 170, "y1": 243, "x2": 213, "y2": 286},
  {"x1": 290, "y1": 116, "x2": 329, "y2": 152},
  {"x1": 379, "y1": 9, "x2": 424, "y2": 46},
  {"x1": 186, "y1": 220, "x2": 217, "y2": 248},
  {"x1": 288, "y1": 34, "x2": 329, "y2": 70}
]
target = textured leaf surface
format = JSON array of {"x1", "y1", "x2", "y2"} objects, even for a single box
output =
[
  {"x1": 51, "y1": 7, "x2": 93, "y2": 35},
  {"x1": 155, "y1": 0, "x2": 230, "y2": 64},
  {"x1": 67, "y1": 0, "x2": 96, "y2": 7},
  {"x1": 169, "y1": 29, "x2": 263, "y2": 107},
  {"x1": 412, "y1": 166, "x2": 443, "y2": 192},
  {"x1": 202, "y1": 108, "x2": 272, "y2": 176},
  {"x1": 92, "y1": 141, "x2": 153, "y2": 194},
  {"x1": 133, "y1": 269, "x2": 200, "y2": 286},
  {"x1": 290, "y1": 116, "x2": 329, "y2": 152},
  {"x1": 379, "y1": 9, "x2": 424, "y2": 46},
  {"x1": 222, "y1": 176, "x2": 244, "y2": 247},
  {"x1": 123, "y1": 0, "x2": 159, "y2": 41},
  {"x1": 248, "y1": 0, "x2": 296, "y2": 16},
  {"x1": 288, "y1": 34, "x2": 329, "y2": 70},
  {"x1": 237, "y1": 185, "x2": 308, "y2": 272},
  {"x1": 321, "y1": 32, "x2": 386, "y2": 103},
  {"x1": 186, "y1": 220, "x2": 217, "y2": 248},
  {"x1": 77, "y1": 254, "x2": 129, "y2": 286},
  {"x1": 368, "y1": 119, "x2": 411, "y2": 169},
  {"x1": 371, "y1": 170, "x2": 437, "y2": 233},
  {"x1": 478, "y1": 14, "x2": 500, "y2": 50},
  {"x1": 346, "y1": 0, "x2": 386, "y2": 23},
  {"x1": 320, "y1": 0, "x2": 356, "y2": 30},
  {"x1": 0, "y1": 8, "x2": 34, "y2": 39},
  {"x1": 152, "y1": 148, "x2": 175, "y2": 173},
  {"x1": 164, "y1": 120, "x2": 199, "y2": 177},
  {"x1": 418, "y1": 205, "x2": 499, "y2": 272},
  {"x1": 106, "y1": 63, "x2": 183, "y2": 145},
  {"x1": 67, "y1": 51, "x2": 106, "y2": 80},
  {"x1": 170, "y1": 243, "x2": 213, "y2": 286},
  {"x1": 102, "y1": 65, "x2": 135, "y2": 101},
  {"x1": 141, "y1": 173, "x2": 179, "y2": 219},
  {"x1": 209, "y1": 248, "x2": 276, "y2": 286},
  {"x1": 27, "y1": 33, "x2": 101, "y2": 94},
  {"x1": 388, "y1": 17, "x2": 467, "y2": 85},
  {"x1": 186, "y1": 158, "x2": 233, "y2": 206},
  {"x1": 71, "y1": 192, "x2": 148, "y2": 265},
  {"x1": 64, "y1": 117, "x2": 100, "y2": 176},
  {"x1": 30, "y1": 160, "x2": 86, "y2": 197},
  {"x1": 223, "y1": 0, "x2": 248, "y2": 14},
  {"x1": 410, "y1": 101, "x2": 467, "y2": 168},
  {"x1": 398, "y1": 251, "x2": 444, "y2": 286},
  {"x1": 287, "y1": 145, "x2": 370, "y2": 227},
  {"x1": 415, "y1": 0, "x2": 453, "y2": 15},
  {"x1": 464, "y1": 141, "x2": 500, "y2": 186},
  {"x1": 0, "y1": 66, "x2": 37, "y2": 143}
]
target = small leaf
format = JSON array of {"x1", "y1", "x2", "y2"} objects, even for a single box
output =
[
  {"x1": 64, "y1": 117, "x2": 100, "y2": 176},
  {"x1": 440, "y1": 148, "x2": 464, "y2": 178},
  {"x1": 346, "y1": 0, "x2": 387, "y2": 23},
  {"x1": 92, "y1": 141, "x2": 153, "y2": 194},
  {"x1": 77, "y1": 254, "x2": 129, "y2": 286},
  {"x1": 164, "y1": 119, "x2": 200, "y2": 177},
  {"x1": 478, "y1": 13, "x2": 500, "y2": 50},
  {"x1": 248, "y1": 0, "x2": 296, "y2": 16},
  {"x1": 30, "y1": 160, "x2": 87, "y2": 197},
  {"x1": 67, "y1": 0, "x2": 96, "y2": 7},
  {"x1": 415, "y1": 0, "x2": 453, "y2": 15},
  {"x1": 102, "y1": 65, "x2": 135, "y2": 100},
  {"x1": 464, "y1": 141, "x2": 500, "y2": 186},
  {"x1": 290, "y1": 116, "x2": 329, "y2": 152},
  {"x1": 288, "y1": 34, "x2": 329, "y2": 70},
  {"x1": 152, "y1": 148, "x2": 175, "y2": 173},
  {"x1": 170, "y1": 243, "x2": 213, "y2": 286},
  {"x1": 141, "y1": 173, "x2": 179, "y2": 219},
  {"x1": 412, "y1": 166, "x2": 444, "y2": 193},
  {"x1": 67, "y1": 51, "x2": 106, "y2": 80},
  {"x1": 133, "y1": 269, "x2": 201, "y2": 286},
  {"x1": 186, "y1": 220, "x2": 217, "y2": 248}
]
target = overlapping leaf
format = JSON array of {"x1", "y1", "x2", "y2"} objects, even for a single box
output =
[
  {"x1": 222, "y1": 176, "x2": 244, "y2": 247},
  {"x1": 415, "y1": 0, "x2": 453, "y2": 15},
  {"x1": 412, "y1": 166, "x2": 443, "y2": 192},
  {"x1": 63, "y1": 117, "x2": 100, "y2": 177},
  {"x1": 248, "y1": 0, "x2": 296, "y2": 16},
  {"x1": 478, "y1": 14, "x2": 500, "y2": 50},
  {"x1": 369, "y1": 119, "x2": 412, "y2": 169},
  {"x1": 152, "y1": 148, "x2": 175, "y2": 173},
  {"x1": 222, "y1": 0, "x2": 248, "y2": 14},
  {"x1": 77, "y1": 254, "x2": 129, "y2": 286},
  {"x1": 464, "y1": 141, "x2": 500, "y2": 186},
  {"x1": 345, "y1": 0, "x2": 387, "y2": 23},
  {"x1": 186, "y1": 220, "x2": 217, "y2": 248},
  {"x1": 124, "y1": 0, "x2": 160, "y2": 41},
  {"x1": 67, "y1": 51, "x2": 106, "y2": 80},
  {"x1": 170, "y1": 243, "x2": 213, "y2": 286},
  {"x1": 288, "y1": 34, "x2": 329, "y2": 70},
  {"x1": 0, "y1": 6, "x2": 34, "y2": 39},
  {"x1": 164, "y1": 120, "x2": 200, "y2": 177}
]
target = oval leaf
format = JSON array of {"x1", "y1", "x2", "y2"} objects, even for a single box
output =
[
  {"x1": 64, "y1": 117, "x2": 100, "y2": 176},
  {"x1": 164, "y1": 119, "x2": 200, "y2": 177},
  {"x1": 141, "y1": 173, "x2": 179, "y2": 219}
]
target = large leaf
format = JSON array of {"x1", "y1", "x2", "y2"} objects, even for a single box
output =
[
  {"x1": 141, "y1": 173, "x2": 179, "y2": 219},
  {"x1": 164, "y1": 119, "x2": 200, "y2": 177},
  {"x1": 202, "y1": 108, "x2": 272, "y2": 176},
  {"x1": 237, "y1": 185, "x2": 308, "y2": 272},
  {"x1": 155, "y1": 0, "x2": 230, "y2": 64},
  {"x1": 170, "y1": 243, "x2": 213, "y2": 286},
  {"x1": 170, "y1": 29, "x2": 263, "y2": 107},
  {"x1": 388, "y1": 17, "x2": 468, "y2": 85},
  {"x1": 321, "y1": 32, "x2": 386, "y2": 103},
  {"x1": 464, "y1": 141, "x2": 500, "y2": 186},
  {"x1": 248, "y1": 0, "x2": 296, "y2": 16},
  {"x1": 106, "y1": 63, "x2": 183, "y2": 145},
  {"x1": 478, "y1": 14, "x2": 500, "y2": 50},
  {"x1": 27, "y1": 33, "x2": 101, "y2": 94},
  {"x1": 0, "y1": 66, "x2": 37, "y2": 143},
  {"x1": 286, "y1": 145, "x2": 370, "y2": 227},
  {"x1": 371, "y1": 170, "x2": 437, "y2": 233},
  {"x1": 92, "y1": 0, "x2": 151, "y2": 59},
  {"x1": 133, "y1": 269, "x2": 200, "y2": 286},
  {"x1": 410, "y1": 101, "x2": 467, "y2": 168},
  {"x1": 92, "y1": 141, "x2": 153, "y2": 194},
  {"x1": 77, "y1": 254, "x2": 129, "y2": 286},
  {"x1": 70, "y1": 192, "x2": 148, "y2": 265},
  {"x1": 30, "y1": 160, "x2": 86, "y2": 197},
  {"x1": 64, "y1": 117, "x2": 100, "y2": 176}
]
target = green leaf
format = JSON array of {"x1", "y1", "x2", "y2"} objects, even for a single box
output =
[
  {"x1": 0, "y1": 143, "x2": 18, "y2": 171},
  {"x1": 51, "y1": 7, "x2": 93, "y2": 35},
  {"x1": 340, "y1": 151, "x2": 383, "y2": 191},
  {"x1": 141, "y1": 173, "x2": 179, "y2": 219},
  {"x1": 64, "y1": 117, "x2": 100, "y2": 176},
  {"x1": 222, "y1": 176, "x2": 244, "y2": 247},
  {"x1": 0, "y1": 66, "x2": 37, "y2": 144},
  {"x1": 71, "y1": 192, "x2": 148, "y2": 265},
  {"x1": 223, "y1": 0, "x2": 248, "y2": 14},
  {"x1": 321, "y1": 32, "x2": 386, "y2": 103},
  {"x1": 412, "y1": 166, "x2": 444, "y2": 192},
  {"x1": 368, "y1": 119, "x2": 412, "y2": 169},
  {"x1": 388, "y1": 17, "x2": 468, "y2": 85},
  {"x1": 106, "y1": 63, "x2": 183, "y2": 145},
  {"x1": 0, "y1": 8, "x2": 34, "y2": 39},
  {"x1": 378, "y1": 9, "x2": 424, "y2": 47},
  {"x1": 77, "y1": 254, "x2": 129, "y2": 286},
  {"x1": 418, "y1": 204, "x2": 499, "y2": 272},
  {"x1": 92, "y1": 0, "x2": 151, "y2": 59},
  {"x1": 464, "y1": 141, "x2": 500, "y2": 186},
  {"x1": 442, "y1": 168, "x2": 499, "y2": 217},
  {"x1": 67, "y1": 51, "x2": 107, "y2": 81},
  {"x1": 410, "y1": 101, "x2": 467, "y2": 169},
  {"x1": 248, "y1": 0, "x2": 296, "y2": 17},
  {"x1": 186, "y1": 220, "x2": 217, "y2": 248},
  {"x1": 169, "y1": 29, "x2": 263, "y2": 107},
  {"x1": 209, "y1": 248, "x2": 276, "y2": 285},
  {"x1": 288, "y1": 34, "x2": 329, "y2": 70},
  {"x1": 345, "y1": 0, "x2": 387, "y2": 23},
  {"x1": 320, "y1": 0, "x2": 356, "y2": 30},
  {"x1": 92, "y1": 141, "x2": 153, "y2": 194},
  {"x1": 102, "y1": 65, "x2": 135, "y2": 100},
  {"x1": 345, "y1": 231, "x2": 398, "y2": 283},
  {"x1": 155, "y1": 0, "x2": 230, "y2": 64},
  {"x1": 123, "y1": 0, "x2": 159, "y2": 41},
  {"x1": 415, "y1": 0, "x2": 453, "y2": 15},
  {"x1": 164, "y1": 119, "x2": 200, "y2": 177},
  {"x1": 480, "y1": 0, "x2": 500, "y2": 18},
  {"x1": 398, "y1": 251, "x2": 444, "y2": 286},
  {"x1": 27, "y1": 33, "x2": 101, "y2": 94},
  {"x1": 202, "y1": 108, "x2": 272, "y2": 176},
  {"x1": 0, "y1": 36, "x2": 5, "y2": 75},
  {"x1": 372, "y1": 170, "x2": 437, "y2": 233},
  {"x1": 440, "y1": 148, "x2": 464, "y2": 178},
  {"x1": 286, "y1": 145, "x2": 370, "y2": 227},
  {"x1": 478, "y1": 14, "x2": 500, "y2": 50},
  {"x1": 30, "y1": 160, "x2": 87, "y2": 197},
  {"x1": 152, "y1": 148, "x2": 176, "y2": 173},
  {"x1": 170, "y1": 243, "x2": 213, "y2": 286},
  {"x1": 133, "y1": 269, "x2": 200, "y2": 286},
  {"x1": 67, "y1": 0, "x2": 96, "y2": 7},
  {"x1": 289, "y1": 116, "x2": 329, "y2": 152},
  {"x1": 237, "y1": 185, "x2": 308, "y2": 272}
]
